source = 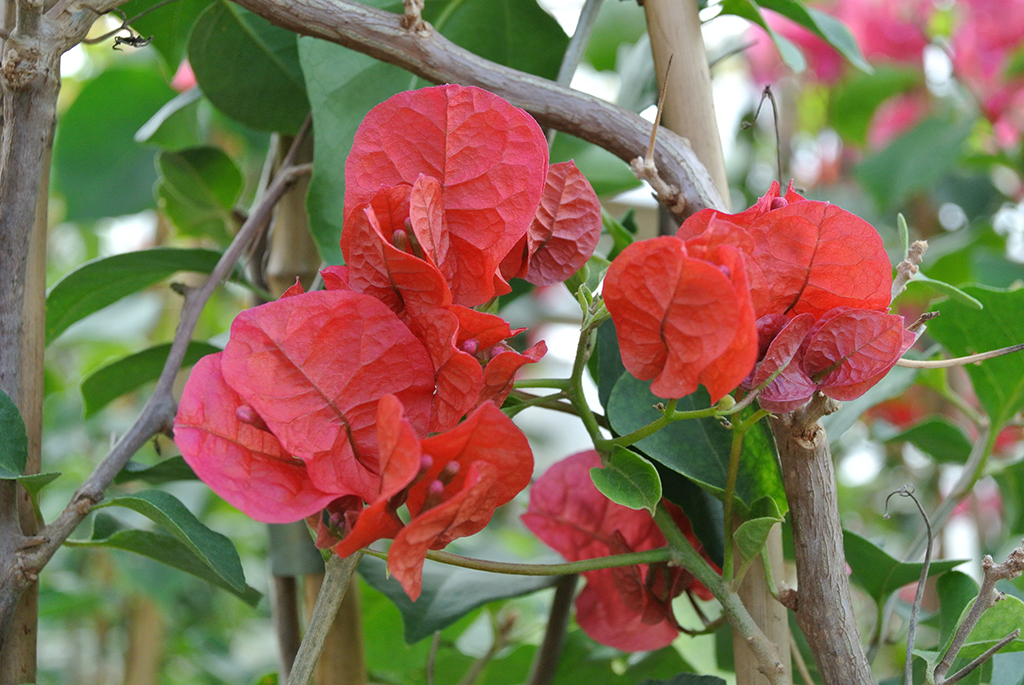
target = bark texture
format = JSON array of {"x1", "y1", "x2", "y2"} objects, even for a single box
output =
[{"x1": 771, "y1": 410, "x2": 873, "y2": 685}]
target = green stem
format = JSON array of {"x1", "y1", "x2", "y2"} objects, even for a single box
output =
[
  {"x1": 362, "y1": 547, "x2": 672, "y2": 576},
  {"x1": 286, "y1": 552, "x2": 362, "y2": 685},
  {"x1": 722, "y1": 426, "x2": 745, "y2": 584},
  {"x1": 503, "y1": 391, "x2": 569, "y2": 418},
  {"x1": 602, "y1": 403, "x2": 719, "y2": 451},
  {"x1": 567, "y1": 325, "x2": 605, "y2": 445},
  {"x1": 653, "y1": 505, "x2": 786, "y2": 684},
  {"x1": 514, "y1": 378, "x2": 571, "y2": 391}
]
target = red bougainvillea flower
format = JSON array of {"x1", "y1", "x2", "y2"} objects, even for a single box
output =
[
  {"x1": 308, "y1": 267, "x2": 545, "y2": 433},
  {"x1": 316, "y1": 395, "x2": 533, "y2": 600},
  {"x1": 678, "y1": 181, "x2": 892, "y2": 320},
  {"x1": 753, "y1": 308, "x2": 917, "y2": 412},
  {"x1": 500, "y1": 161, "x2": 603, "y2": 286},
  {"x1": 409, "y1": 305, "x2": 547, "y2": 432},
  {"x1": 522, "y1": 451, "x2": 713, "y2": 652},
  {"x1": 175, "y1": 289, "x2": 436, "y2": 508},
  {"x1": 343, "y1": 84, "x2": 550, "y2": 307},
  {"x1": 603, "y1": 236, "x2": 757, "y2": 402},
  {"x1": 340, "y1": 180, "x2": 453, "y2": 319},
  {"x1": 608, "y1": 181, "x2": 912, "y2": 409}
]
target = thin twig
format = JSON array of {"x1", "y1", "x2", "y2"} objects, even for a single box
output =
[
  {"x1": 790, "y1": 634, "x2": 814, "y2": 685},
  {"x1": 896, "y1": 343, "x2": 1024, "y2": 368},
  {"x1": 287, "y1": 553, "x2": 363, "y2": 685},
  {"x1": 81, "y1": 0, "x2": 181, "y2": 44},
  {"x1": 426, "y1": 631, "x2": 441, "y2": 685},
  {"x1": 885, "y1": 485, "x2": 931, "y2": 685},
  {"x1": 742, "y1": 85, "x2": 783, "y2": 183},
  {"x1": 891, "y1": 240, "x2": 928, "y2": 303},
  {"x1": 547, "y1": 0, "x2": 604, "y2": 147},
  {"x1": 943, "y1": 629, "x2": 1021, "y2": 685}
]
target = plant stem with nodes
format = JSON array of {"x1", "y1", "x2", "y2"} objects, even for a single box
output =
[{"x1": 933, "y1": 541, "x2": 1024, "y2": 685}]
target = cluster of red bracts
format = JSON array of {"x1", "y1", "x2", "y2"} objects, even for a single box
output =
[
  {"x1": 174, "y1": 85, "x2": 603, "y2": 600},
  {"x1": 605, "y1": 181, "x2": 915, "y2": 411}
]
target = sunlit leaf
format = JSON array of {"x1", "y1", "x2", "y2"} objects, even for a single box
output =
[
  {"x1": 67, "y1": 512, "x2": 261, "y2": 606},
  {"x1": 45, "y1": 248, "x2": 226, "y2": 345},
  {"x1": 82, "y1": 341, "x2": 221, "y2": 416},
  {"x1": 928, "y1": 286, "x2": 1024, "y2": 429}
]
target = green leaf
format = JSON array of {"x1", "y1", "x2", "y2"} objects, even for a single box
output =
[
  {"x1": 734, "y1": 497, "x2": 785, "y2": 567},
  {"x1": 584, "y1": 0, "x2": 648, "y2": 72},
  {"x1": 358, "y1": 553, "x2": 560, "y2": 644},
  {"x1": 16, "y1": 472, "x2": 61, "y2": 497},
  {"x1": 114, "y1": 457, "x2": 198, "y2": 486},
  {"x1": 158, "y1": 147, "x2": 241, "y2": 210},
  {"x1": 82, "y1": 341, "x2": 221, "y2": 416},
  {"x1": 421, "y1": 0, "x2": 567, "y2": 81},
  {"x1": 135, "y1": 87, "x2": 205, "y2": 151},
  {"x1": 720, "y1": 0, "x2": 806, "y2": 73},
  {"x1": 299, "y1": 38, "x2": 413, "y2": 265},
  {"x1": 118, "y1": 0, "x2": 213, "y2": 71},
  {"x1": 188, "y1": 0, "x2": 309, "y2": 133},
  {"x1": 92, "y1": 490, "x2": 250, "y2": 595},
  {"x1": 756, "y1": 0, "x2": 871, "y2": 72},
  {"x1": 955, "y1": 594, "x2": 1024, "y2": 661},
  {"x1": 937, "y1": 571, "x2": 979, "y2": 647},
  {"x1": 992, "y1": 651, "x2": 1024, "y2": 685},
  {"x1": 844, "y1": 529, "x2": 967, "y2": 606},
  {"x1": 927, "y1": 286, "x2": 1024, "y2": 429},
  {"x1": 157, "y1": 147, "x2": 242, "y2": 240},
  {"x1": 906, "y1": 273, "x2": 984, "y2": 310},
  {"x1": 830, "y1": 67, "x2": 922, "y2": 146},
  {"x1": 0, "y1": 389, "x2": 27, "y2": 478},
  {"x1": 46, "y1": 247, "x2": 225, "y2": 345},
  {"x1": 53, "y1": 66, "x2": 175, "y2": 221},
  {"x1": 607, "y1": 374, "x2": 786, "y2": 516},
  {"x1": 885, "y1": 417, "x2": 974, "y2": 465},
  {"x1": 590, "y1": 446, "x2": 662, "y2": 515},
  {"x1": 595, "y1": 319, "x2": 628, "y2": 411},
  {"x1": 68, "y1": 512, "x2": 261, "y2": 606},
  {"x1": 856, "y1": 114, "x2": 974, "y2": 210}
]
